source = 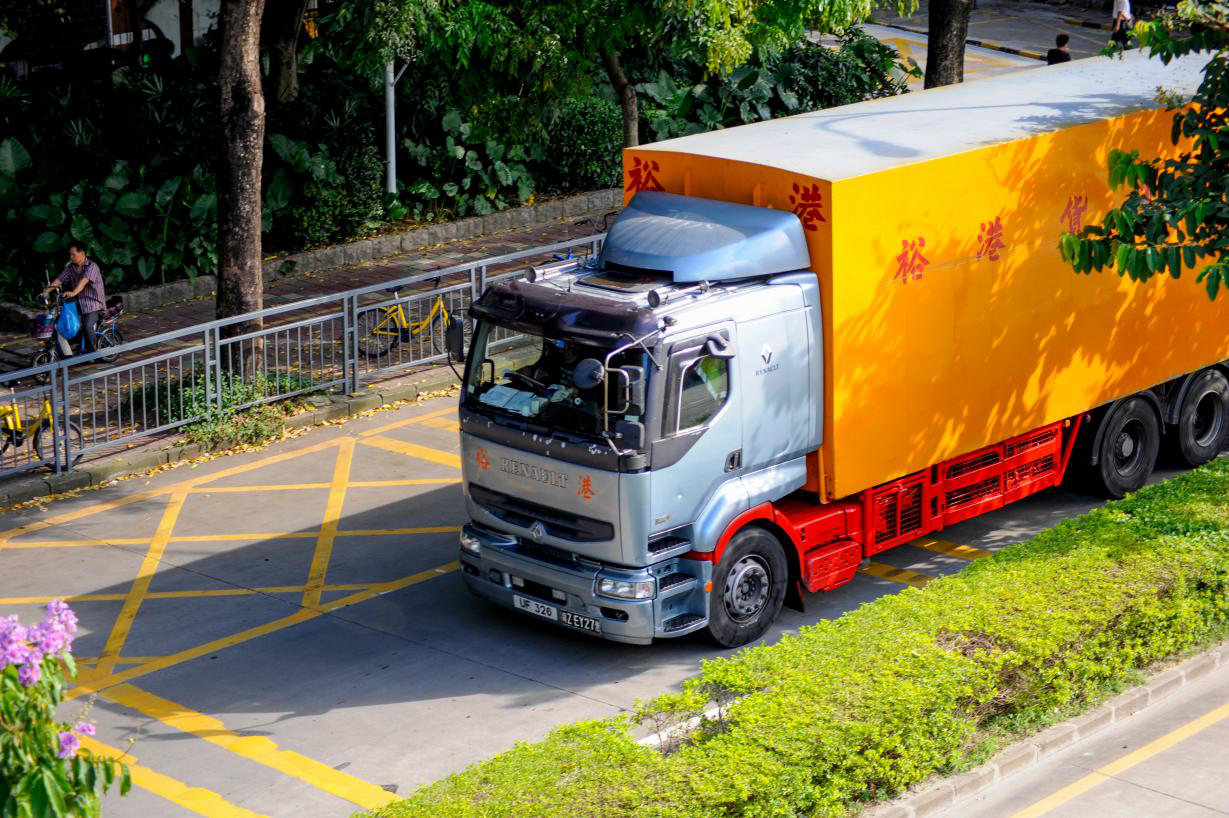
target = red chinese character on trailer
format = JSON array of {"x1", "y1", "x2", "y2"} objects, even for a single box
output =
[
  {"x1": 1061, "y1": 195, "x2": 1088, "y2": 232},
  {"x1": 577, "y1": 476, "x2": 595, "y2": 501},
  {"x1": 977, "y1": 215, "x2": 1006, "y2": 261},
  {"x1": 789, "y1": 183, "x2": 827, "y2": 231},
  {"x1": 894, "y1": 237, "x2": 928, "y2": 284},
  {"x1": 475, "y1": 447, "x2": 490, "y2": 471},
  {"x1": 625, "y1": 157, "x2": 664, "y2": 194}
]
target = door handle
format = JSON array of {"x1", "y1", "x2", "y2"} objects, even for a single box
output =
[{"x1": 724, "y1": 449, "x2": 742, "y2": 472}]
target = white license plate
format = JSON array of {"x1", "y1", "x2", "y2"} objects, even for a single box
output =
[{"x1": 513, "y1": 594, "x2": 557, "y2": 621}]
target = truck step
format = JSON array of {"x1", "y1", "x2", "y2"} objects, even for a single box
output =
[
  {"x1": 662, "y1": 613, "x2": 705, "y2": 633},
  {"x1": 658, "y1": 573, "x2": 698, "y2": 596}
]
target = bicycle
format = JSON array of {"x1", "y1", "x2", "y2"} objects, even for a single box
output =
[
  {"x1": 0, "y1": 392, "x2": 84, "y2": 467},
  {"x1": 30, "y1": 294, "x2": 126, "y2": 382},
  {"x1": 356, "y1": 283, "x2": 451, "y2": 356}
]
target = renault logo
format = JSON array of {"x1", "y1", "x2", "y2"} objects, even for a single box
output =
[
  {"x1": 529, "y1": 522, "x2": 547, "y2": 543},
  {"x1": 761, "y1": 344, "x2": 773, "y2": 365}
]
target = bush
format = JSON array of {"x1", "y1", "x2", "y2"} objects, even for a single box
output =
[
  {"x1": 1, "y1": 601, "x2": 131, "y2": 816},
  {"x1": 371, "y1": 459, "x2": 1229, "y2": 818},
  {"x1": 540, "y1": 98, "x2": 623, "y2": 193}
]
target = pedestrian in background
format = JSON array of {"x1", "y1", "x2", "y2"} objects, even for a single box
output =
[
  {"x1": 42, "y1": 241, "x2": 107, "y2": 353},
  {"x1": 1047, "y1": 33, "x2": 1073, "y2": 64},
  {"x1": 1112, "y1": 0, "x2": 1133, "y2": 46}
]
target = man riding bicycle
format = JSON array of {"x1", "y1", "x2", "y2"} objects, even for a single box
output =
[{"x1": 42, "y1": 241, "x2": 107, "y2": 353}]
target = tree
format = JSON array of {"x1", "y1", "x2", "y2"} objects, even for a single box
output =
[
  {"x1": 1060, "y1": 1, "x2": 1229, "y2": 300},
  {"x1": 262, "y1": 0, "x2": 309, "y2": 104},
  {"x1": 217, "y1": 0, "x2": 268, "y2": 363},
  {"x1": 924, "y1": 0, "x2": 972, "y2": 88}
]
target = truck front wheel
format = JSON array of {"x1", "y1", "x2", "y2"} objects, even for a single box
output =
[
  {"x1": 1093, "y1": 396, "x2": 1160, "y2": 498},
  {"x1": 705, "y1": 527, "x2": 787, "y2": 648}
]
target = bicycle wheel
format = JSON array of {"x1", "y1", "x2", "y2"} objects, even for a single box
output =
[
  {"x1": 96, "y1": 329, "x2": 122, "y2": 363},
  {"x1": 30, "y1": 349, "x2": 54, "y2": 385},
  {"x1": 356, "y1": 308, "x2": 399, "y2": 356},
  {"x1": 33, "y1": 419, "x2": 84, "y2": 468}
]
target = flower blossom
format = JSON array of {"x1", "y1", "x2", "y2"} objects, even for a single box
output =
[{"x1": 57, "y1": 731, "x2": 81, "y2": 759}]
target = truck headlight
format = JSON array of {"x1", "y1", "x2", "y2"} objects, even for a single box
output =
[
  {"x1": 459, "y1": 530, "x2": 482, "y2": 556},
  {"x1": 597, "y1": 577, "x2": 655, "y2": 600}
]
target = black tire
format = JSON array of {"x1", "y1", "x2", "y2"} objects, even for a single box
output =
[
  {"x1": 33, "y1": 420, "x2": 84, "y2": 468},
  {"x1": 1092, "y1": 396, "x2": 1161, "y2": 498},
  {"x1": 356, "y1": 308, "x2": 398, "y2": 357},
  {"x1": 704, "y1": 527, "x2": 788, "y2": 648},
  {"x1": 97, "y1": 328, "x2": 124, "y2": 363},
  {"x1": 1170, "y1": 369, "x2": 1229, "y2": 467},
  {"x1": 31, "y1": 349, "x2": 54, "y2": 385}
]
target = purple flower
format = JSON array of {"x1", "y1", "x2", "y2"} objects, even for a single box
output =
[
  {"x1": 74, "y1": 722, "x2": 96, "y2": 737},
  {"x1": 17, "y1": 662, "x2": 41, "y2": 686},
  {"x1": 0, "y1": 616, "x2": 30, "y2": 668},
  {"x1": 46, "y1": 600, "x2": 78, "y2": 636},
  {"x1": 57, "y1": 731, "x2": 80, "y2": 759},
  {"x1": 30, "y1": 620, "x2": 69, "y2": 656}
]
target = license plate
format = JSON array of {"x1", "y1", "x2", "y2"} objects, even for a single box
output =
[
  {"x1": 561, "y1": 610, "x2": 602, "y2": 634},
  {"x1": 513, "y1": 594, "x2": 557, "y2": 621}
]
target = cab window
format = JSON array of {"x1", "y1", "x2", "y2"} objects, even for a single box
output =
[{"x1": 665, "y1": 354, "x2": 729, "y2": 436}]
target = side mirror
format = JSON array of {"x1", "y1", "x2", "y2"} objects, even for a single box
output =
[
  {"x1": 614, "y1": 419, "x2": 646, "y2": 450},
  {"x1": 705, "y1": 335, "x2": 735, "y2": 359},
  {"x1": 622, "y1": 365, "x2": 646, "y2": 415},
  {"x1": 445, "y1": 316, "x2": 465, "y2": 362},
  {"x1": 572, "y1": 358, "x2": 605, "y2": 389}
]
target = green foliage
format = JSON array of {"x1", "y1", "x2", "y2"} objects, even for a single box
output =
[
  {"x1": 402, "y1": 111, "x2": 535, "y2": 220},
  {"x1": 370, "y1": 459, "x2": 1229, "y2": 818},
  {"x1": 1060, "y1": 0, "x2": 1229, "y2": 299},
  {"x1": 266, "y1": 135, "x2": 385, "y2": 249},
  {"x1": 540, "y1": 98, "x2": 624, "y2": 192}
]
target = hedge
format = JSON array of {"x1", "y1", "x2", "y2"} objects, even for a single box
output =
[{"x1": 369, "y1": 459, "x2": 1229, "y2": 818}]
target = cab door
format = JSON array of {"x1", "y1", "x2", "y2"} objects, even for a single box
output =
[{"x1": 648, "y1": 325, "x2": 743, "y2": 537}]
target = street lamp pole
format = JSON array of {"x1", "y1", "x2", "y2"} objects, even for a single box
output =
[{"x1": 384, "y1": 61, "x2": 396, "y2": 195}]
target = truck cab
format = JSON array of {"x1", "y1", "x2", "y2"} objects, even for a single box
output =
[{"x1": 455, "y1": 192, "x2": 822, "y2": 645}]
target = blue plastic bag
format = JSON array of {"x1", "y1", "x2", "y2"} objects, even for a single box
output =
[{"x1": 56, "y1": 300, "x2": 81, "y2": 340}]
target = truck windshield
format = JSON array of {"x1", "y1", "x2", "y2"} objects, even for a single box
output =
[{"x1": 463, "y1": 321, "x2": 648, "y2": 439}]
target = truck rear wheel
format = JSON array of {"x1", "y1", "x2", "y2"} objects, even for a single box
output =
[
  {"x1": 1093, "y1": 396, "x2": 1160, "y2": 498},
  {"x1": 704, "y1": 527, "x2": 787, "y2": 648},
  {"x1": 1170, "y1": 369, "x2": 1229, "y2": 467}
]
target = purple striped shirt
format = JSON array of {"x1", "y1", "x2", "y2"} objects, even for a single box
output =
[{"x1": 59, "y1": 259, "x2": 106, "y2": 315}]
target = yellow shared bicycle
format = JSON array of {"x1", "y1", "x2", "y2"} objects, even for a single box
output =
[
  {"x1": 0, "y1": 393, "x2": 84, "y2": 466},
  {"x1": 356, "y1": 286, "x2": 451, "y2": 357}
]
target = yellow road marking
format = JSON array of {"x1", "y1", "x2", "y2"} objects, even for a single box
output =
[
  {"x1": 341, "y1": 526, "x2": 461, "y2": 537},
  {"x1": 100, "y1": 684, "x2": 397, "y2": 810},
  {"x1": 0, "y1": 583, "x2": 384, "y2": 606},
  {"x1": 69, "y1": 561, "x2": 460, "y2": 700},
  {"x1": 908, "y1": 536, "x2": 991, "y2": 561},
  {"x1": 0, "y1": 438, "x2": 342, "y2": 545},
  {"x1": 303, "y1": 439, "x2": 355, "y2": 607},
  {"x1": 359, "y1": 404, "x2": 457, "y2": 438},
  {"x1": 96, "y1": 491, "x2": 188, "y2": 677},
  {"x1": 190, "y1": 478, "x2": 459, "y2": 494},
  {"x1": 3, "y1": 524, "x2": 460, "y2": 550},
  {"x1": 859, "y1": 561, "x2": 934, "y2": 588},
  {"x1": 421, "y1": 416, "x2": 460, "y2": 432},
  {"x1": 81, "y1": 736, "x2": 268, "y2": 817},
  {"x1": 361, "y1": 435, "x2": 461, "y2": 469},
  {"x1": 1011, "y1": 697, "x2": 1229, "y2": 818}
]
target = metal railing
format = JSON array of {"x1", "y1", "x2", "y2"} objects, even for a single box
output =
[{"x1": 0, "y1": 233, "x2": 605, "y2": 479}]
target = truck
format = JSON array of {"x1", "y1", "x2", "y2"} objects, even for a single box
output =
[{"x1": 449, "y1": 49, "x2": 1229, "y2": 647}]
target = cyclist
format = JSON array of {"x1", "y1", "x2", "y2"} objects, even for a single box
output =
[{"x1": 42, "y1": 241, "x2": 107, "y2": 354}]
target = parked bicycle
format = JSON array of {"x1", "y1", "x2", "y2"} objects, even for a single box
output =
[
  {"x1": 0, "y1": 391, "x2": 83, "y2": 467},
  {"x1": 30, "y1": 294, "x2": 125, "y2": 382},
  {"x1": 356, "y1": 283, "x2": 451, "y2": 356}
]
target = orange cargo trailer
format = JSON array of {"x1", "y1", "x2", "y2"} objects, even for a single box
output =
[{"x1": 623, "y1": 50, "x2": 1225, "y2": 506}]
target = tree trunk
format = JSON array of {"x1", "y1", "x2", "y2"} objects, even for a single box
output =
[
  {"x1": 602, "y1": 48, "x2": 638, "y2": 148},
  {"x1": 924, "y1": 0, "x2": 972, "y2": 89},
  {"x1": 217, "y1": 0, "x2": 267, "y2": 377},
  {"x1": 262, "y1": 0, "x2": 306, "y2": 104}
]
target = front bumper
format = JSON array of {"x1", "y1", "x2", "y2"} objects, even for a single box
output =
[{"x1": 458, "y1": 524, "x2": 709, "y2": 645}]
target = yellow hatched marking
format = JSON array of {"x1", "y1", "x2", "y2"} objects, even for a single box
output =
[
  {"x1": 69, "y1": 562, "x2": 460, "y2": 700},
  {"x1": 349, "y1": 478, "x2": 460, "y2": 487},
  {"x1": 80, "y1": 736, "x2": 268, "y2": 817},
  {"x1": 189, "y1": 478, "x2": 459, "y2": 494},
  {"x1": 1012, "y1": 697, "x2": 1229, "y2": 818},
  {"x1": 341, "y1": 526, "x2": 461, "y2": 537},
  {"x1": 361, "y1": 435, "x2": 461, "y2": 469},
  {"x1": 859, "y1": 561, "x2": 934, "y2": 588},
  {"x1": 421, "y1": 415, "x2": 460, "y2": 432},
  {"x1": 303, "y1": 439, "x2": 355, "y2": 608},
  {"x1": 96, "y1": 491, "x2": 188, "y2": 677},
  {"x1": 100, "y1": 684, "x2": 397, "y2": 810},
  {"x1": 908, "y1": 536, "x2": 991, "y2": 561},
  {"x1": 0, "y1": 583, "x2": 385, "y2": 606},
  {"x1": 359, "y1": 404, "x2": 457, "y2": 438},
  {"x1": 5, "y1": 524, "x2": 459, "y2": 550}
]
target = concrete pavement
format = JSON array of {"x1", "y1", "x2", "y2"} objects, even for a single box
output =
[{"x1": 941, "y1": 658, "x2": 1229, "y2": 818}]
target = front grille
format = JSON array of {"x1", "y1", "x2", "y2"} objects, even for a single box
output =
[{"x1": 470, "y1": 484, "x2": 615, "y2": 543}]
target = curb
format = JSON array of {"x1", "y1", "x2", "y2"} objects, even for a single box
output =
[
  {"x1": 874, "y1": 21, "x2": 1046, "y2": 60},
  {"x1": 0, "y1": 367, "x2": 461, "y2": 509},
  {"x1": 1062, "y1": 16, "x2": 1112, "y2": 31},
  {"x1": 862, "y1": 640, "x2": 1229, "y2": 818}
]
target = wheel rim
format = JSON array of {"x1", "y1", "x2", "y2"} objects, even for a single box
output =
[
  {"x1": 723, "y1": 555, "x2": 772, "y2": 623},
  {"x1": 1112, "y1": 418, "x2": 1146, "y2": 477},
  {"x1": 1192, "y1": 391, "x2": 1224, "y2": 448}
]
